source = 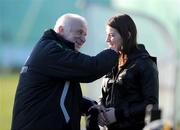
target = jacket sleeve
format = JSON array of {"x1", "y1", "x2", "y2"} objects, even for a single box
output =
[
  {"x1": 27, "y1": 41, "x2": 118, "y2": 83},
  {"x1": 80, "y1": 96, "x2": 97, "y2": 115},
  {"x1": 115, "y1": 58, "x2": 159, "y2": 121}
]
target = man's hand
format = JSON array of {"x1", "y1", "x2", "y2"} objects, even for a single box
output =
[
  {"x1": 89, "y1": 105, "x2": 117, "y2": 126},
  {"x1": 104, "y1": 107, "x2": 116, "y2": 125},
  {"x1": 88, "y1": 105, "x2": 108, "y2": 127},
  {"x1": 97, "y1": 112, "x2": 108, "y2": 127},
  {"x1": 97, "y1": 107, "x2": 117, "y2": 126},
  {"x1": 88, "y1": 104, "x2": 106, "y2": 113}
]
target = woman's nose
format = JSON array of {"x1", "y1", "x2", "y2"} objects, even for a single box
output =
[{"x1": 105, "y1": 36, "x2": 109, "y2": 42}]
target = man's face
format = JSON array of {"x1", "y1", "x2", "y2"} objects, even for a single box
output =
[
  {"x1": 63, "y1": 20, "x2": 87, "y2": 51},
  {"x1": 105, "y1": 25, "x2": 123, "y2": 52}
]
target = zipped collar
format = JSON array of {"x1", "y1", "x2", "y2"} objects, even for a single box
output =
[{"x1": 106, "y1": 44, "x2": 156, "y2": 78}]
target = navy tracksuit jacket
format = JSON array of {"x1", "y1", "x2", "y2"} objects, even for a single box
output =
[{"x1": 11, "y1": 29, "x2": 118, "y2": 130}]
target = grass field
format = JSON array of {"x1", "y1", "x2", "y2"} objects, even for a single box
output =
[
  {"x1": 0, "y1": 73, "x2": 87, "y2": 130},
  {"x1": 0, "y1": 73, "x2": 19, "y2": 130}
]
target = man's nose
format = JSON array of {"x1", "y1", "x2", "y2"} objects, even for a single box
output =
[{"x1": 80, "y1": 36, "x2": 86, "y2": 44}]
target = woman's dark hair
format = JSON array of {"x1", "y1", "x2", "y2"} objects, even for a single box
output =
[{"x1": 107, "y1": 14, "x2": 137, "y2": 54}]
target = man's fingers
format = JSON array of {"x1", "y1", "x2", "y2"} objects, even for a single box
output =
[
  {"x1": 88, "y1": 105, "x2": 106, "y2": 112},
  {"x1": 99, "y1": 105, "x2": 106, "y2": 112},
  {"x1": 98, "y1": 112, "x2": 108, "y2": 126}
]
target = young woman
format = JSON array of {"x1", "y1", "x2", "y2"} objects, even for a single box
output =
[{"x1": 96, "y1": 14, "x2": 159, "y2": 130}]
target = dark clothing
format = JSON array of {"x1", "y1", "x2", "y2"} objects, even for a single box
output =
[
  {"x1": 100, "y1": 44, "x2": 159, "y2": 130},
  {"x1": 85, "y1": 104, "x2": 100, "y2": 130},
  {"x1": 11, "y1": 29, "x2": 118, "y2": 130}
]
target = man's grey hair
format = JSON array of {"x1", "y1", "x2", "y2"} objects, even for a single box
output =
[{"x1": 54, "y1": 13, "x2": 87, "y2": 32}]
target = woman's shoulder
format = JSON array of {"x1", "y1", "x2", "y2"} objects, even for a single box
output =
[{"x1": 135, "y1": 55, "x2": 158, "y2": 73}]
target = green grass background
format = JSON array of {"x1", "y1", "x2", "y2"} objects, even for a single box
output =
[
  {"x1": 0, "y1": 73, "x2": 18, "y2": 130},
  {"x1": 0, "y1": 73, "x2": 87, "y2": 130}
]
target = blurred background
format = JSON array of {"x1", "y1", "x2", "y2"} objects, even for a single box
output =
[{"x1": 0, "y1": 0, "x2": 179, "y2": 130}]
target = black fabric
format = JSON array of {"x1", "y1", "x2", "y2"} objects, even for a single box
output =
[
  {"x1": 100, "y1": 44, "x2": 159, "y2": 129},
  {"x1": 11, "y1": 29, "x2": 118, "y2": 130},
  {"x1": 108, "y1": 123, "x2": 145, "y2": 130},
  {"x1": 81, "y1": 97, "x2": 98, "y2": 115},
  {"x1": 85, "y1": 107, "x2": 100, "y2": 130}
]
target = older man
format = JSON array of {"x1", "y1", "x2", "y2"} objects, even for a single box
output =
[{"x1": 11, "y1": 13, "x2": 118, "y2": 130}]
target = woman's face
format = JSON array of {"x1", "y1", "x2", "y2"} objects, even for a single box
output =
[{"x1": 105, "y1": 25, "x2": 123, "y2": 52}]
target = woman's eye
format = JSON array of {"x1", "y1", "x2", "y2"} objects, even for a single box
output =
[{"x1": 110, "y1": 34, "x2": 114, "y2": 37}]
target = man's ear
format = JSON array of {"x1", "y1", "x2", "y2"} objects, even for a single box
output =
[{"x1": 57, "y1": 26, "x2": 64, "y2": 33}]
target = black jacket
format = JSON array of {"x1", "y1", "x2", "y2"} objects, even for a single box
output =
[
  {"x1": 100, "y1": 44, "x2": 159, "y2": 130},
  {"x1": 11, "y1": 29, "x2": 118, "y2": 130}
]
